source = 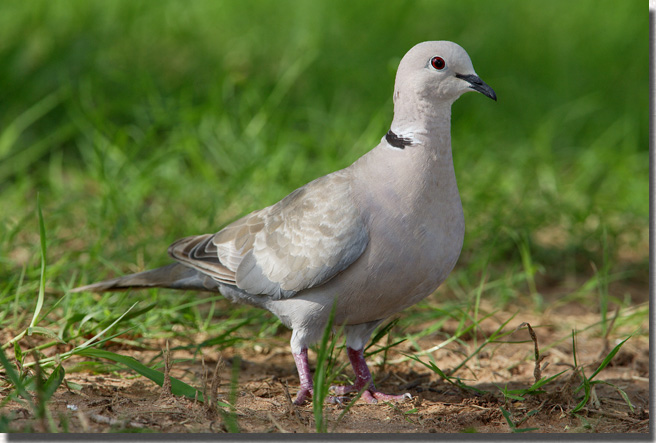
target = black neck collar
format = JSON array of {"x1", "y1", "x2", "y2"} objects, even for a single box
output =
[{"x1": 385, "y1": 129, "x2": 413, "y2": 149}]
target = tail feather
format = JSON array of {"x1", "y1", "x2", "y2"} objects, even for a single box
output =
[{"x1": 71, "y1": 263, "x2": 220, "y2": 293}]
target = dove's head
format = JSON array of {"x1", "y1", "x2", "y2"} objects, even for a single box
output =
[{"x1": 393, "y1": 41, "x2": 496, "y2": 109}]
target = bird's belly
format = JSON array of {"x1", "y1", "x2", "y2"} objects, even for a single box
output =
[{"x1": 331, "y1": 214, "x2": 464, "y2": 325}]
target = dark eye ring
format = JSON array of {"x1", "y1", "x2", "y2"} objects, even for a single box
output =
[{"x1": 430, "y1": 56, "x2": 446, "y2": 70}]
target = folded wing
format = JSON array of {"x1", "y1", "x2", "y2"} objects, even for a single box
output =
[{"x1": 168, "y1": 170, "x2": 369, "y2": 299}]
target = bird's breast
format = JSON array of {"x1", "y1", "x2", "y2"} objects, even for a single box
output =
[{"x1": 324, "y1": 177, "x2": 464, "y2": 325}]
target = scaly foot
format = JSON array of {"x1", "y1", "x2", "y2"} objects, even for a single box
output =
[
  {"x1": 330, "y1": 383, "x2": 411, "y2": 404},
  {"x1": 329, "y1": 347, "x2": 413, "y2": 403}
]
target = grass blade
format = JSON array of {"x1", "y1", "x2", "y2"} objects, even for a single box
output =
[
  {"x1": 448, "y1": 311, "x2": 517, "y2": 376},
  {"x1": 500, "y1": 406, "x2": 539, "y2": 433},
  {"x1": 404, "y1": 353, "x2": 486, "y2": 395},
  {"x1": 27, "y1": 326, "x2": 66, "y2": 344},
  {"x1": 29, "y1": 194, "x2": 47, "y2": 329},
  {"x1": 0, "y1": 90, "x2": 64, "y2": 159},
  {"x1": 587, "y1": 336, "x2": 630, "y2": 382},
  {"x1": 42, "y1": 364, "x2": 66, "y2": 402},
  {"x1": 527, "y1": 370, "x2": 568, "y2": 393},
  {"x1": 77, "y1": 302, "x2": 139, "y2": 349},
  {"x1": 313, "y1": 302, "x2": 337, "y2": 433},
  {"x1": 500, "y1": 406, "x2": 515, "y2": 430},
  {"x1": 365, "y1": 318, "x2": 400, "y2": 352},
  {"x1": 0, "y1": 347, "x2": 33, "y2": 405}
]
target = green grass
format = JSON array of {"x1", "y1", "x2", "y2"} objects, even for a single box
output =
[{"x1": 0, "y1": 0, "x2": 648, "y2": 433}]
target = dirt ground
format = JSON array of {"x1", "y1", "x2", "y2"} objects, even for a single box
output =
[{"x1": 1, "y1": 299, "x2": 649, "y2": 435}]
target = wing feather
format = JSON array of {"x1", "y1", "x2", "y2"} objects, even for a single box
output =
[{"x1": 168, "y1": 169, "x2": 368, "y2": 299}]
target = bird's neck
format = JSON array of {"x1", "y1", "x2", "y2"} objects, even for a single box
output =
[
  {"x1": 390, "y1": 99, "x2": 453, "y2": 155},
  {"x1": 351, "y1": 97, "x2": 459, "y2": 216}
]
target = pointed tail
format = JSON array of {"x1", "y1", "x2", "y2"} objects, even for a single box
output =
[{"x1": 71, "y1": 263, "x2": 219, "y2": 293}]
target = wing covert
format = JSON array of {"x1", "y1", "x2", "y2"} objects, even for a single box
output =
[{"x1": 169, "y1": 169, "x2": 368, "y2": 299}]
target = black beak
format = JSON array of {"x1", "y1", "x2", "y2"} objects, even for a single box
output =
[{"x1": 455, "y1": 73, "x2": 497, "y2": 101}]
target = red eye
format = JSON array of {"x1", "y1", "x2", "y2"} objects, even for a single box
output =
[{"x1": 430, "y1": 56, "x2": 445, "y2": 70}]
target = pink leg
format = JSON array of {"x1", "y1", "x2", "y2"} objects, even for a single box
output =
[
  {"x1": 331, "y1": 347, "x2": 411, "y2": 404},
  {"x1": 292, "y1": 348, "x2": 347, "y2": 405},
  {"x1": 292, "y1": 349, "x2": 313, "y2": 405}
]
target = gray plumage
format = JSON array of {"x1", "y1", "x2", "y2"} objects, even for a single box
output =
[{"x1": 72, "y1": 41, "x2": 496, "y2": 404}]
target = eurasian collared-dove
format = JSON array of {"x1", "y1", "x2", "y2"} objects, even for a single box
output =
[{"x1": 72, "y1": 41, "x2": 496, "y2": 405}]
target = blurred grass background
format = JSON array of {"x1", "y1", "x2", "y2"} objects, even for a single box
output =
[{"x1": 0, "y1": 0, "x2": 648, "y2": 346}]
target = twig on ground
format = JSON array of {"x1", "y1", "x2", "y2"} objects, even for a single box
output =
[
  {"x1": 201, "y1": 355, "x2": 212, "y2": 416},
  {"x1": 267, "y1": 411, "x2": 291, "y2": 433},
  {"x1": 202, "y1": 355, "x2": 223, "y2": 418},
  {"x1": 280, "y1": 379, "x2": 306, "y2": 428},
  {"x1": 579, "y1": 407, "x2": 643, "y2": 424},
  {"x1": 159, "y1": 341, "x2": 172, "y2": 400},
  {"x1": 518, "y1": 322, "x2": 547, "y2": 384},
  {"x1": 88, "y1": 413, "x2": 146, "y2": 429}
]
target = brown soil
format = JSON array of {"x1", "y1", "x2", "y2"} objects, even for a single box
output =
[{"x1": 0, "y1": 302, "x2": 649, "y2": 434}]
